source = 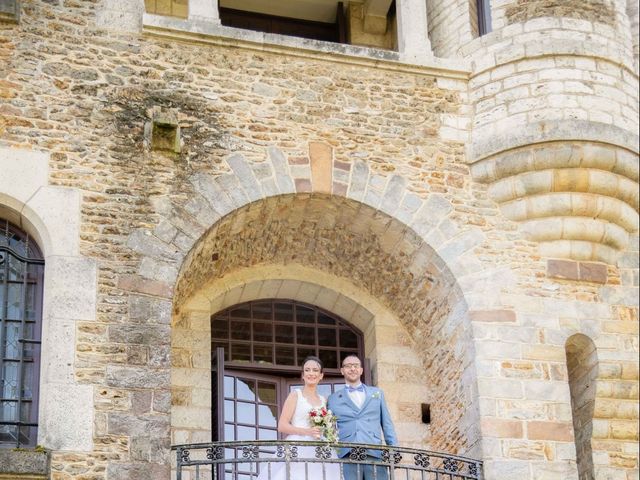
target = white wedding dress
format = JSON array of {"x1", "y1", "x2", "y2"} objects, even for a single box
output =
[{"x1": 256, "y1": 389, "x2": 341, "y2": 480}]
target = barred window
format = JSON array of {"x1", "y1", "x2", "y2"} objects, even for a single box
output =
[{"x1": 0, "y1": 219, "x2": 44, "y2": 447}]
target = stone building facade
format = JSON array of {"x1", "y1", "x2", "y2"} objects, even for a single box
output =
[{"x1": 0, "y1": 0, "x2": 637, "y2": 479}]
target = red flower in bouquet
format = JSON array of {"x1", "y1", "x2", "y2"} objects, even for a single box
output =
[{"x1": 308, "y1": 406, "x2": 339, "y2": 443}]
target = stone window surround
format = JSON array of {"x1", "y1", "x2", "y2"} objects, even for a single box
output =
[
  {"x1": 0, "y1": 147, "x2": 95, "y2": 453},
  {"x1": 142, "y1": 0, "x2": 454, "y2": 67}
]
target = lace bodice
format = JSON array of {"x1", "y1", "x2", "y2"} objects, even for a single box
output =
[{"x1": 287, "y1": 389, "x2": 326, "y2": 440}]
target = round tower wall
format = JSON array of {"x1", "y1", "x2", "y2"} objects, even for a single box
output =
[{"x1": 458, "y1": 0, "x2": 639, "y2": 265}]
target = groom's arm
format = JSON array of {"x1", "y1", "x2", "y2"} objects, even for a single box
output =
[{"x1": 379, "y1": 390, "x2": 398, "y2": 446}]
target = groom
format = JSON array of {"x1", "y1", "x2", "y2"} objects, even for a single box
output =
[{"x1": 327, "y1": 355, "x2": 398, "y2": 480}]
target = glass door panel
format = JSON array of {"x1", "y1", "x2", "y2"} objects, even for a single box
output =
[{"x1": 222, "y1": 371, "x2": 282, "y2": 478}]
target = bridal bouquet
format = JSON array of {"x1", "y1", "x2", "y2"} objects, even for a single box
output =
[{"x1": 308, "y1": 406, "x2": 339, "y2": 443}]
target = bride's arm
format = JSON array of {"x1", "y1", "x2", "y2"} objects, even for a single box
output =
[{"x1": 277, "y1": 391, "x2": 322, "y2": 438}]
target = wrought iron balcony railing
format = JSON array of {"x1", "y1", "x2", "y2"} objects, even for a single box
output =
[{"x1": 174, "y1": 440, "x2": 483, "y2": 480}]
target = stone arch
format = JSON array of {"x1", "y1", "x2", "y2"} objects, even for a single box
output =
[
  {"x1": 169, "y1": 191, "x2": 483, "y2": 456},
  {"x1": 129, "y1": 145, "x2": 495, "y2": 300},
  {"x1": 565, "y1": 334, "x2": 597, "y2": 480}
]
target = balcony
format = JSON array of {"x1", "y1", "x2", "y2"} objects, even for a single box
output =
[
  {"x1": 143, "y1": 0, "x2": 436, "y2": 66},
  {"x1": 174, "y1": 440, "x2": 483, "y2": 479}
]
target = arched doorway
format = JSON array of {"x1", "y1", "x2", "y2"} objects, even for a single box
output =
[
  {"x1": 210, "y1": 299, "x2": 368, "y2": 443},
  {"x1": 170, "y1": 194, "x2": 480, "y2": 459}
]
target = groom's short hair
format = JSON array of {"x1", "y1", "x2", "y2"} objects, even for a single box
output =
[{"x1": 341, "y1": 354, "x2": 362, "y2": 366}]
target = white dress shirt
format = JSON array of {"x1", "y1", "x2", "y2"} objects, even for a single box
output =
[{"x1": 347, "y1": 384, "x2": 365, "y2": 409}]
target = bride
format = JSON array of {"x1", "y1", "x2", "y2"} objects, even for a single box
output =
[{"x1": 256, "y1": 356, "x2": 341, "y2": 480}]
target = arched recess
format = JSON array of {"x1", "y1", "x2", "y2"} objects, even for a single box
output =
[
  {"x1": 565, "y1": 334, "x2": 598, "y2": 480},
  {"x1": 171, "y1": 193, "x2": 481, "y2": 456}
]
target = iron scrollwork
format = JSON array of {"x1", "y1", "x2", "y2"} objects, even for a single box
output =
[
  {"x1": 382, "y1": 449, "x2": 402, "y2": 464},
  {"x1": 469, "y1": 463, "x2": 479, "y2": 476},
  {"x1": 277, "y1": 444, "x2": 298, "y2": 460},
  {"x1": 349, "y1": 446, "x2": 367, "y2": 461},
  {"x1": 242, "y1": 445, "x2": 260, "y2": 460},
  {"x1": 315, "y1": 445, "x2": 333, "y2": 460},
  {"x1": 206, "y1": 446, "x2": 224, "y2": 460},
  {"x1": 179, "y1": 448, "x2": 190, "y2": 463},
  {"x1": 444, "y1": 458, "x2": 459, "y2": 472},
  {"x1": 414, "y1": 452, "x2": 430, "y2": 468}
]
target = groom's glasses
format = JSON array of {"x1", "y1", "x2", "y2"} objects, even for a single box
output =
[{"x1": 342, "y1": 363, "x2": 362, "y2": 369}]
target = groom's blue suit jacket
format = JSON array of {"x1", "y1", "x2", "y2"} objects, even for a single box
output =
[{"x1": 327, "y1": 385, "x2": 398, "y2": 458}]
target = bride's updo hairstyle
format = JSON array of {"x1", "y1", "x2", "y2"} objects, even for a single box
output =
[{"x1": 301, "y1": 355, "x2": 323, "y2": 372}]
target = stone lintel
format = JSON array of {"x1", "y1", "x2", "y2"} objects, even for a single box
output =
[
  {"x1": 527, "y1": 421, "x2": 574, "y2": 441},
  {"x1": 0, "y1": 449, "x2": 49, "y2": 476},
  {"x1": 579, "y1": 262, "x2": 608, "y2": 284},
  {"x1": 547, "y1": 259, "x2": 608, "y2": 283},
  {"x1": 469, "y1": 309, "x2": 517, "y2": 323},
  {"x1": 118, "y1": 274, "x2": 174, "y2": 298},
  {"x1": 547, "y1": 259, "x2": 580, "y2": 281}
]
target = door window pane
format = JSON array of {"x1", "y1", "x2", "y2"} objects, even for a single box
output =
[
  {"x1": 275, "y1": 346, "x2": 294, "y2": 365},
  {"x1": 237, "y1": 401, "x2": 256, "y2": 424},
  {"x1": 297, "y1": 326, "x2": 315, "y2": 345},
  {"x1": 253, "y1": 322, "x2": 272, "y2": 342},
  {"x1": 257, "y1": 382, "x2": 277, "y2": 404},
  {"x1": 274, "y1": 324, "x2": 294, "y2": 343},
  {"x1": 317, "y1": 384, "x2": 333, "y2": 398},
  {"x1": 318, "y1": 328, "x2": 337, "y2": 347},
  {"x1": 319, "y1": 350, "x2": 338, "y2": 370},
  {"x1": 230, "y1": 321, "x2": 250, "y2": 340},
  {"x1": 318, "y1": 313, "x2": 336, "y2": 325},
  {"x1": 252, "y1": 302, "x2": 272, "y2": 320},
  {"x1": 212, "y1": 318, "x2": 229, "y2": 339},
  {"x1": 237, "y1": 425, "x2": 256, "y2": 441},
  {"x1": 258, "y1": 405, "x2": 277, "y2": 427},
  {"x1": 273, "y1": 303, "x2": 293, "y2": 321},
  {"x1": 231, "y1": 344, "x2": 251, "y2": 362},
  {"x1": 259, "y1": 428, "x2": 278, "y2": 440},
  {"x1": 296, "y1": 306, "x2": 315, "y2": 323},
  {"x1": 224, "y1": 400, "x2": 235, "y2": 422},
  {"x1": 236, "y1": 378, "x2": 256, "y2": 401},
  {"x1": 339, "y1": 329, "x2": 358, "y2": 349},
  {"x1": 297, "y1": 347, "x2": 314, "y2": 362},
  {"x1": 254, "y1": 345, "x2": 273, "y2": 364},
  {"x1": 224, "y1": 376, "x2": 235, "y2": 396}
]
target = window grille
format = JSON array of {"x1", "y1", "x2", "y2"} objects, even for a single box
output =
[
  {"x1": 212, "y1": 300, "x2": 363, "y2": 373},
  {"x1": 0, "y1": 219, "x2": 44, "y2": 447}
]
